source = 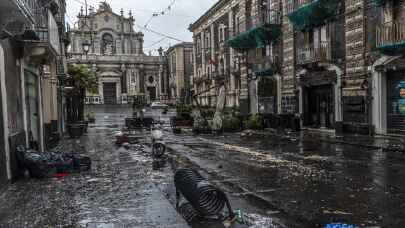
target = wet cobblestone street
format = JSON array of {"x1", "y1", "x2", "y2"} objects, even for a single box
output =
[
  {"x1": 164, "y1": 130, "x2": 405, "y2": 228},
  {"x1": 1, "y1": 105, "x2": 405, "y2": 228},
  {"x1": 0, "y1": 107, "x2": 188, "y2": 228}
]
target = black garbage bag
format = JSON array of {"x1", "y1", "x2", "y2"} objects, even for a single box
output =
[{"x1": 16, "y1": 146, "x2": 91, "y2": 178}]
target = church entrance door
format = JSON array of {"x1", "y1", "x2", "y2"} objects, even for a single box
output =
[
  {"x1": 148, "y1": 87, "x2": 156, "y2": 101},
  {"x1": 103, "y1": 82, "x2": 117, "y2": 104}
]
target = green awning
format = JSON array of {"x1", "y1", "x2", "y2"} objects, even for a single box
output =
[
  {"x1": 373, "y1": 0, "x2": 387, "y2": 6},
  {"x1": 225, "y1": 24, "x2": 281, "y2": 50},
  {"x1": 287, "y1": 0, "x2": 340, "y2": 31},
  {"x1": 255, "y1": 68, "x2": 275, "y2": 77},
  {"x1": 377, "y1": 41, "x2": 405, "y2": 56}
]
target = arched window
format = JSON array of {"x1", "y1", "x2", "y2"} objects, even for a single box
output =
[{"x1": 101, "y1": 33, "x2": 114, "y2": 55}]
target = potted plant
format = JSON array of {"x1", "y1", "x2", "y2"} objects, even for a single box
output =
[
  {"x1": 66, "y1": 64, "x2": 98, "y2": 138},
  {"x1": 244, "y1": 114, "x2": 264, "y2": 130}
]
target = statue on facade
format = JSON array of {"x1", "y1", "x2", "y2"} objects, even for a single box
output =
[
  {"x1": 102, "y1": 33, "x2": 114, "y2": 55},
  {"x1": 98, "y1": 1, "x2": 112, "y2": 13}
]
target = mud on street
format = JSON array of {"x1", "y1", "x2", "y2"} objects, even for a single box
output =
[{"x1": 0, "y1": 106, "x2": 404, "y2": 228}]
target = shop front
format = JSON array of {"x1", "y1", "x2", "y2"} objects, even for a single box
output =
[
  {"x1": 387, "y1": 71, "x2": 405, "y2": 134},
  {"x1": 304, "y1": 85, "x2": 335, "y2": 128},
  {"x1": 299, "y1": 70, "x2": 337, "y2": 129},
  {"x1": 372, "y1": 58, "x2": 405, "y2": 135},
  {"x1": 258, "y1": 77, "x2": 278, "y2": 114}
]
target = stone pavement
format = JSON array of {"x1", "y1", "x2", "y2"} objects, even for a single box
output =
[
  {"x1": 163, "y1": 129, "x2": 405, "y2": 228},
  {"x1": 0, "y1": 113, "x2": 188, "y2": 228}
]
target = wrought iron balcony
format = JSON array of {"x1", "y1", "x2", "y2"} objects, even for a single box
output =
[
  {"x1": 259, "y1": 9, "x2": 282, "y2": 26},
  {"x1": 212, "y1": 69, "x2": 229, "y2": 81},
  {"x1": 253, "y1": 56, "x2": 280, "y2": 77},
  {"x1": 225, "y1": 9, "x2": 281, "y2": 51},
  {"x1": 56, "y1": 55, "x2": 66, "y2": 75},
  {"x1": 0, "y1": 0, "x2": 40, "y2": 33},
  {"x1": 296, "y1": 41, "x2": 332, "y2": 65},
  {"x1": 286, "y1": 0, "x2": 341, "y2": 30},
  {"x1": 376, "y1": 21, "x2": 405, "y2": 56}
]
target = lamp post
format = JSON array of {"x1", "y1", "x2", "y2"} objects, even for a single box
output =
[
  {"x1": 82, "y1": 40, "x2": 91, "y2": 63},
  {"x1": 82, "y1": 40, "x2": 91, "y2": 55}
]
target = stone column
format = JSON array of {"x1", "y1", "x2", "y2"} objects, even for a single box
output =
[
  {"x1": 201, "y1": 32, "x2": 205, "y2": 74},
  {"x1": 116, "y1": 39, "x2": 122, "y2": 54},
  {"x1": 281, "y1": 2, "x2": 296, "y2": 113},
  {"x1": 121, "y1": 64, "x2": 127, "y2": 94},
  {"x1": 343, "y1": 0, "x2": 367, "y2": 123},
  {"x1": 94, "y1": 35, "x2": 100, "y2": 54},
  {"x1": 135, "y1": 68, "x2": 141, "y2": 94},
  {"x1": 128, "y1": 64, "x2": 134, "y2": 95}
]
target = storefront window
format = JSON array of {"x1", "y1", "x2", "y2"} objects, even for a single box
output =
[{"x1": 387, "y1": 77, "x2": 405, "y2": 132}]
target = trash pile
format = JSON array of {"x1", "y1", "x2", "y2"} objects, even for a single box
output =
[
  {"x1": 16, "y1": 146, "x2": 91, "y2": 178},
  {"x1": 114, "y1": 130, "x2": 141, "y2": 146}
]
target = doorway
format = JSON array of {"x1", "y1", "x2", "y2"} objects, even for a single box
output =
[
  {"x1": 258, "y1": 77, "x2": 277, "y2": 114},
  {"x1": 148, "y1": 87, "x2": 156, "y2": 101},
  {"x1": 103, "y1": 82, "x2": 117, "y2": 104},
  {"x1": 305, "y1": 85, "x2": 334, "y2": 128},
  {"x1": 25, "y1": 70, "x2": 40, "y2": 150},
  {"x1": 387, "y1": 72, "x2": 405, "y2": 134}
]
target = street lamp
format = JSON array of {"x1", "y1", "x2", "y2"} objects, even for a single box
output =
[{"x1": 82, "y1": 40, "x2": 91, "y2": 55}]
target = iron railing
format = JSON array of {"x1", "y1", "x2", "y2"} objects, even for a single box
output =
[
  {"x1": 259, "y1": 9, "x2": 282, "y2": 25},
  {"x1": 56, "y1": 55, "x2": 65, "y2": 75},
  {"x1": 85, "y1": 96, "x2": 102, "y2": 105},
  {"x1": 285, "y1": 0, "x2": 313, "y2": 14},
  {"x1": 18, "y1": 0, "x2": 40, "y2": 23},
  {"x1": 212, "y1": 69, "x2": 230, "y2": 80},
  {"x1": 297, "y1": 41, "x2": 332, "y2": 65},
  {"x1": 376, "y1": 21, "x2": 405, "y2": 47},
  {"x1": 254, "y1": 55, "x2": 280, "y2": 70}
]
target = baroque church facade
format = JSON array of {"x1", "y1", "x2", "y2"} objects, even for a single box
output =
[{"x1": 67, "y1": 2, "x2": 168, "y2": 105}]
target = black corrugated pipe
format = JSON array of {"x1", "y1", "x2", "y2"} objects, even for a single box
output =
[{"x1": 174, "y1": 168, "x2": 235, "y2": 221}]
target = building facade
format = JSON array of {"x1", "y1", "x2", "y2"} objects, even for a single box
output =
[
  {"x1": 190, "y1": 0, "x2": 405, "y2": 135},
  {"x1": 166, "y1": 42, "x2": 194, "y2": 104},
  {"x1": 189, "y1": 0, "x2": 282, "y2": 115},
  {"x1": 0, "y1": 0, "x2": 68, "y2": 185},
  {"x1": 67, "y1": 3, "x2": 166, "y2": 105}
]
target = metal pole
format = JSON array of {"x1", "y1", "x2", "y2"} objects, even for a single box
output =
[{"x1": 85, "y1": 0, "x2": 88, "y2": 17}]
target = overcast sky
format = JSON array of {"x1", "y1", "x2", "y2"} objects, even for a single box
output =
[{"x1": 66, "y1": 0, "x2": 217, "y2": 55}]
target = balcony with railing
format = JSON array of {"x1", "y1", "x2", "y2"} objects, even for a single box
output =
[
  {"x1": 296, "y1": 41, "x2": 332, "y2": 65},
  {"x1": 17, "y1": 5, "x2": 62, "y2": 57},
  {"x1": 259, "y1": 9, "x2": 282, "y2": 26},
  {"x1": 286, "y1": 0, "x2": 341, "y2": 30},
  {"x1": 212, "y1": 69, "x2": 230, "y2": 81},
  {"x1": 376, "y1": 21, "x2": 405, "y2": 56},
  {"x1": 253, "y1": 55, "x2": 281, "y2": 77},
  {"x1": 0, "y1": 0, "x2": 40, "y2": 33},
  {"x1": 225, "y1": 9, "x2": 281, "y2": 51}
]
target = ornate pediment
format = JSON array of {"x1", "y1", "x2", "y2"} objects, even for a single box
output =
[
  {"x1": 97, "y1": 2, "x2": 113, "y2": 14},
  {"x1": 99, "y1": 70, "x2": 122, "y2": 77}
]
